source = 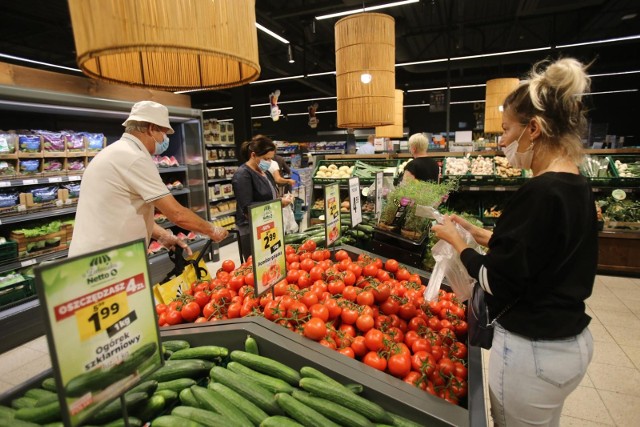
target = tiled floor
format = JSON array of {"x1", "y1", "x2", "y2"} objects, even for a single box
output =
[{"x1": 1, "y1": 243, "x2": 639, "y2": 426}]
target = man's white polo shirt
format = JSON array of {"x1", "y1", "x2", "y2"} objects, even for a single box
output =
[{"x1": 68, "y1": 134, "x2": 170, "y2": 257}]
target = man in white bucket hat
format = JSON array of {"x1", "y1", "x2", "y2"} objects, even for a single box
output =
[{"x1": 69, "y1": 100, "x2": 228, "y2": 257}]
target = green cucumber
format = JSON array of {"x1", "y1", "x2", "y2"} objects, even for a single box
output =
[
  {"x1": 11, "y1": 397, "x2": 36, "y2": 410},
  {"x1": 259, "y1": 415, "x2": 305, "y2": 427},
  {"x1": 245, "y1": 335, "x2": 260, "y2": 355},
  {"x1": 109, "y1": 342, "x2": 158, "y2": 377},
  {"x1": 41, "y1": 378, "x2": 57, "y2": 392},
  {"x1": 208, "y1": 382, "x2": 269, "y2": 426},
  {"x1": 14, "y1": 400, "x2": 61, "y2": 424},
  {"x1": 147, "y1": 359, "x2": 211, "y2": 382},
  {"x1": 150, "y1": 415, "x2": 205, "y2": 427},
  {"x1": 229, "y1": 350, "x2": 301, "y2": 385},
  {"x1": 274, "y1": 393, "x2": 340, "y2": 427},
  {"x1": 209, "y1": 366, "x2": 282, "y2": 415},
  {"x1": 179, "y1": 388, "x2": 201, "y2": 408},
  {"x1": 227, "y1": 361, "x2": 294, "y2": 394},
  {"x1": 24, "y1": 388, "x2": 55, "y2": 400},
  {"x1": 132, "y1": 393, "x2": 165, "y2": 422},
  {"x1": 345, "y1": 383, "x2": 364, "y2": 394},
  {"x1": 299, "y1": 366, "x2": 345, "y2": 389},
  {"x1": 153, "y1": 389, "x2": 178, "y2": 405},
  {"x1": 34, "y1": 394, "x2": 59, "y2": 407},
  {"x1": 103, "y1": 417, "x2": 142, "y2": 427},
  {"x1": 299, "y1": 377, "x2": 392, "y2": 424},
  {"x1": 291, "y1": 390, "x2": 374, "y2": 427},
  {"x1": 156, "y1": 378, "x2": 196, "y2": 393},
  {"x1": 0, "y1": 405, "x2": 15, "y2": 419},
  {"x1": 127, "y1": 379, "x2": 158, "y2": 395},
  {"x1": 285, "y1": 233, "x2": 307, "y2": 244},
  {"x1": 85, "y1": 391, "x2": 147, "y2": 425},
  {"x1": 190, "y1": 385, "x2": 252, "y2": 427},
  {"x1": 388, "y1": 412, "x2": 424, "y2": 427},
  {"x1": 172, "y1": 406, "x2": 235, "y2": 427},
  {"x1": 163, "y1": 340, "x2": 191, "y2": 352},
  {"x1": 169, "y1": 345, "x2": 228, "y2": 361},
  {"x1": 0, "y1": 418, "x2": 40, "y2": 427}
]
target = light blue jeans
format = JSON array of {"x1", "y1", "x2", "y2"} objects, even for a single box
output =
[{"x1": 489, "y1": 323, "x2": 593, "y2": 427}]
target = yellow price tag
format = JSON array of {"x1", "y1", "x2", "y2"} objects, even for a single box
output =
[{"x1": 75, "y1": 292, "x2": 129, "y2": 341}]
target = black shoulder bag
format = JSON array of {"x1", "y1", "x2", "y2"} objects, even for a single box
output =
[{"x1": 467, "y1": 283, "x2": 518, "y2": 349}]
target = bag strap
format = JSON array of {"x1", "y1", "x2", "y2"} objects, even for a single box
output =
[{"x1": 489, "y1": 295, "x2": 519, "y2": 327}]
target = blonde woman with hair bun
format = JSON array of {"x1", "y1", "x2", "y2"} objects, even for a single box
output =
[
  {"x1": 433, "y1": 57, "x2": 596, "y2": 426},
  {"x1": 401, "y1": 133, "x2": 439, "y2": 183}
]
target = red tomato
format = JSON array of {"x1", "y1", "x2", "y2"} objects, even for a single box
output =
[
  {"x1": 155, "y1": 303, "x2": 168, "y2": 315},
  {"x1": 287, "y1": 302, "x2": 309, "y2": 324},
  {"x1": 362, "y1": 264, "x2": 379, "y2": 278},
  {"x1": 364, "y1": 328, "x2": 386, "y2": 352},
  {"x1": 297, "y1": 272, "x2": 312, "y2": 289},
  {"x1": 228, "y1": 275, "x2": 245, "y2": 292},
  {"x1": 372, "y1": 282, "x2": 391, "y2": 303},
  {"x1": 202, "y1": 301, "x2": 216, "y2": 319},
  {"x1": 438, "y1": 357, "x2": 456, "y2": 376},
  {"x1": 319, "y1": 339, "x2": 336, "y2": 350},
  {"x1": 343, "y1": 270, "x2": 356, "y2": 287},
  {"x1": 340, "y1": 307, "x2": 359, "y2": 325},
  {"x1": 157, "y1": 312, "x2": 167, "y2": 326},
  {"x1": 387, "y1": 352, "x2": 411, "y2": 378},
  {"x1": 180, "y1": 301, "x2": 201, "y2": 323},
  {"x1": 221, "y1": 259, "x2": 235, "y2": 272},
  {"x1": 351, "y1": 336, "x2": 368, "y2": 357},
  {"x1": 355, "y1": 314, "x2": 374, "y2": 332},
  {"x1": 335, "y1": 249, "x2": 349, "y2": 261},
  {"x1": 395, "y1": 268, "x2": 411, "y2": 281},
  {"x1": 403, "y1": 371, "x2": 423, "y2": 388},
  {"x1": 337, "y1": 258, "x2": 351, "y2": 272},
  {"x1": 398, "y1": 302, "x2": 417, "y2": 320},
  {"x1": 450, "y1": 341, "x2": 468, "y2": 360},
  {"x1": 311, "y1": 250, "x2": 324, "y2": 262},
  {"x1": 309, "y1": 303, "x2": 329, "y2": 322},
  {"x1": 342, "y1": 286, "x2": 358, "y2": 302},
  {"x1": 356, "y1": 290, "x2": 375, "y2": 306},
  {"x1": 300, "y1": 291, "x2": 319, "y2": 307},
  {"x1": 376, "y1": 269, "x2": 391, "y2": 283},
  {"x1": 363, "y1": 351, "x2": 387, "y2": 371},
  {"x1": 338, "y1": 346, "x2": 355, "y2": 358},
  {"x1": 454, "y1": 362, "x2": 468, "y2": 380},
  {"x1": 324, "y1": 298, "x2": 342, "y2": 320},
  {"x1": 412, "y1": 338, "x2": 432, "y2": 354},
  {"x1": 384, "y1": 258, "x2": 399, "y2": 273},
  {"x1": 327, "y1": 280, "x2": 345, "y2": 295},
  {"x1": 453, "y1": 319, "x2": 469, "y2": 337},
  {"x1": 165, "y1": 310, "x2": 182, "y2": 325},
  {"x1": 408, "y1": 316, "x2": 427, "y2": 332},
  {"x1": 303, "y1": 318, "x2": 327, "y2": 341},
  {"x1": 309, "y1": 266, "x2": 325, "y2": 282},
  {"x1": 403, "y1": 330, "x2": 421, "y2": 349},
  {"x1": 193, "y1": 291, "x2": 209, "y2": 308},
  {"x1": 244, "y1": 272, "x2": 255, "y2": 287},
  {"x1": 227, "y1": 302, "x2": 242, "y2": 318},
  {"x1": 216, "y1": 270, "x2": 230, "y2": 283},
  {"x1": 338, "y1": 323, "x2": 356, "y2": 338},
  {"x1": 347, "y1": 263, "x2": 362, "y2": 279},
  {"x1": 412, "y1": 350, "x2": 436, "y2": 377},
  {"x1": 286, "y1": 269, "x2": 301, "y2": 284},
  {"x1": 300, "y1": 258, "x2": 315, "y2": 272},
  {"x1": 380, "y1": 297, "x2": 400, "y2": 315},
  {"x1": 194, "y1": 317, "x2": 207, "y2": 323}
]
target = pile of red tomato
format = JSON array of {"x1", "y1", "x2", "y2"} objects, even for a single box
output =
[{"x1": 155, "y1": 240, "x2": 469, "y2": 405}]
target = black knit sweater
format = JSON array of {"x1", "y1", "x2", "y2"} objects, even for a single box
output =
[{"x1": 460, "y1": 172, "x2": 598, "y2": 339}]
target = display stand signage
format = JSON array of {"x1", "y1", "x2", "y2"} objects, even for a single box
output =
[
  {"x1": 324, "y1": 183, "x2": 341, "y2": 247},
  {"x1": 249, "y1": 200, "x2": 287, "y2": 296},
  {"x1": 348, "y1": 177, "x2": 362, "y2": 227},
  {"x1": 375, "y1": 172, "x2": 384, "y2": 219},
  {"x1": 35, "y1": 239, "x2": 163, "y2": 427}
]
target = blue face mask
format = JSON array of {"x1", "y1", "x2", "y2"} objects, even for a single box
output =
[
  {"x1": 258, "y1": 159, "x2": 271, "y2": 172},
  {"x1": 154, "y1": 133, "x2": 170, "y2": 155}
]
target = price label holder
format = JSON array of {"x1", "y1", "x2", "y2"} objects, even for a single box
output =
[
  {"x1": 324, "y1": 183, "x2": 341, "y2": 248},
  {"x1": 348, "y1": 177, "x2": 362, "y2": 227},
  {"x1": 34, "y1": 239, "x2": 163, "y2": 427},
  {"x1": 23, "y1": 178, "x2": 39, "y2": 185},
  {"x1": 375, "y1": 172, "x2": 384, "y2": 219},
  {"x1": 249, "y1": 200, "x2": 286, "y2": 296},
  {"x1": 48, "y1": 177, "x2": 63, "y2": 183},
  {"x1": 0, "y1": 181, "x2": 10, "y2": 187}
]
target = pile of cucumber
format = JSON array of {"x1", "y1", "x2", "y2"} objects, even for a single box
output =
[
  {"x1": 285, "y1": 213, "x2": 378, "y2": 248},
  {"x1": 0, "y1": 338, "x2": 422, "y2": 427}
]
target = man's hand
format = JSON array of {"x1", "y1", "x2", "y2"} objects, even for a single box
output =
[
  {"x1": 209, "y1": 225, "x2": 229, "y2": 242},
  {"x1": 157, "y1": 230, "x2": 192, "y2": 256}
]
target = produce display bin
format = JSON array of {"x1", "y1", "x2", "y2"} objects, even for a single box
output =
[
  {"x1": 313, "y1": 159, "x2": 401, "y2": 185},
  {"x1": 609, "y1": 155, "x2": 640, "y2": 186},
  {"x1": 372, "y1": 227, "x2": 428, "y2": 269},
  {"x1": 579, "y1": 155, "x2": 617, "y2": 186},
  {"x1": 0, "y1": 275, "x2": 36, "y2": 308}
]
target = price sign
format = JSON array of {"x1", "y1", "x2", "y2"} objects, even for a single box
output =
[
  {"x1": 249, "y1": 200, "x2": 286, "y2": 296},
  {"x1": 23, "y1": 178, "x2": 38, "y2": 185},
  {"x1": 69, "y1": 175, "x2": 81, "y2": 181},
  {"x1": 0, "y1": 181, "x2": 10, "y2": 187},
  {"x1": 76, "y1": 291, "x2": 128, "y2": 341},
  {"x1": 48, "y1": 177, "x2": 63, "y2": 183},
  {"x1": 35, "y1": 239, "x2": 162, "y2": 427},
  {"x1": 348, "y1": 177, "x2": 362, "y2": 227},
  {"x1": 324, "y1": 183, "x2": 341, "y2": 247},
  {"x1": 375, "y1": 172, "x2": 384, "y2": 218}
]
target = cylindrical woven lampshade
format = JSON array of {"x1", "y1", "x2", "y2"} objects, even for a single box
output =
[
  {"x1": 67, "y1": 0, "x2": 260, "y2": 91},
  {"x1": 484, "y1": 78, "x2": 520, "y2": 133},
  {"x1": 376, "y1": 90, "x2": 404, "y2": 138},
  {"x1": 335, "y1": 13, "x2": 395, "y2": 128}
]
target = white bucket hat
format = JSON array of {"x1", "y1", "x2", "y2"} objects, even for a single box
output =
[{"x1": 123, "y1": 101, "x2": 175, "y2": 134}]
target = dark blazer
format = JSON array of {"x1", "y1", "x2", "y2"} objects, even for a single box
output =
[{"x1": 231, "y1": 163, "x2": 278, "y2": 230}]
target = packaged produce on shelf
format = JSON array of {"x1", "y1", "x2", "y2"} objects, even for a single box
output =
[
  {"x1": 18, "y1": 134, "x2": 41, "y2": 153},
  {"x1": 81, "y1": 132, "x2": 106, "y2": 152},
  {"x1": 580, "y1": 155, "x2": 614, "y2": 178},
  {"x1": 614, "y1": 159, "x2": 640, "y2": 178},
  {"x1": 42, "y1": 158, "x2": 64, "y2": 174},
  {"x1": 18, "y1": 158, "x2": 41, "y2": 176},
  {"x1": 35, "y1": 130, "x2": 66, "y2": 153},
  {"x1": 0, "y1": 132, "x2": 17, "y2": 154},
  {"x1": 63, "y1": 131, "x2": 85, "y2": 152},
  {"x1": 0, "y1": 160, "x2": 16, "y2": 178}
]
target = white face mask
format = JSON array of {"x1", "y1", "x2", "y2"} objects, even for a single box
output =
[{"x1": 503, "y1": 127, "x2": 534, "y2": 169}]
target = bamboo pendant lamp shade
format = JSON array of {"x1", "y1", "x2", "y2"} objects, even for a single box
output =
[
  {"x1": 335, "y1": 13, "x2": 396, "y2": 128},
  {"x1": 484, "y1": 78, "x2": 520, "y2": 133},
  {"x1": 375, "y1": 90, "x2": 404, "y2": 138},
  {"x1": 67, "y1": 0, "x2": 260, "y2": 91}
]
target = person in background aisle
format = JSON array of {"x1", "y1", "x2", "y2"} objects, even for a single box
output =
[
  {"x1": 69, "y1": 101, "x2": 228, "y2": 257},
  {"x1": 356, "y1": 134, "x2": 376, "y2": 155},
  {"x1": 268, "y1": 154, "x2": 296, "y2": 195},
  {"x1": 432, "y1": 57, "x2": 596, "y2": 427},
  {"x1": 232, "y1": 135, "x2": 293, "y2": 261},
  {"x1": 402, "y1": 133, "x2": 440, "y2": 183}
]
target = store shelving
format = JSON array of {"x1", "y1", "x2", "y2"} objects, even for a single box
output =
[
  {"x1": 207, "y1": 177, "x2": 232, "y2": 184},
  {"x1": 0, "y1": 206, "x2": 77, "y2": 226},
  {"x1": 206, "y1": 158, "x2": 238, "y2": 164}
]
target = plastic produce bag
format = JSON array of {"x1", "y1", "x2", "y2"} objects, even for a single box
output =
[
  {"x1": 283, "y1": 204, "x2": 299, "y2": 234},
  {"x1": 424, "y1": 210, "x2": 484, "y2": 303}
]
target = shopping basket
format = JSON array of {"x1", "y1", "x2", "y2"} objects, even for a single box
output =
[
  {"x1": 293, "y1": 183, "x2": 306, "y2": 224},
  {"x1": 152, "y1": 239, "x2": 213, "y2": 304}
]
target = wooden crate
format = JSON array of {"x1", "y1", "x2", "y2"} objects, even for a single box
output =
[{"x1": 10, "y1": 229, "x2": 68, "y2": 257}]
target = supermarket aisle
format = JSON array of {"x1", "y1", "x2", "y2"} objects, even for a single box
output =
[{"x1": 1, "y1": 251, "x2": 639, "y2": 426}]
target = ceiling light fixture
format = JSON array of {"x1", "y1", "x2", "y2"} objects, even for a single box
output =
[
  {"x1": 0, "y1": 52, "x2": 82, "y2": 72},
  {"x1": 307, "y1": 71, "x2": 336, "y2": 77},
  {"x1": 287, "y1": 44, "x2": 295, "y2": 63},
  {"x1": 557, "y1": 34, "x2": 640, "y2": 48},
  {"x1": 584, "y1": 89, "x2": 638, "y2": 95},
  {"x1": 360, "y1": 73, "x2": 373, "y2": 84},
  {"x1": 202, "y1": 107, "x2": 233, "y2": 112},
  {"x1": 255, "y1": 23, "x2": 290, "y2": 44},
  {"x1": 408, "y1": 83, "x2": 486, "y2": 93},
  {"x1": 590, "y1": 70, "x2": 640, "y2": 77},
  {"x1": 250, "y1": 74, "x2": 304, "y2": 84},
  {"x1": 315, "y1": 0, "x2": 419, "y2": 21},
  {"x1": 404, "y1": 103, "x2": 431, "y2": 108}
]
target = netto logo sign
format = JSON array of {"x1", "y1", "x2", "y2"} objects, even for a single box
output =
[{"x1": 85, "y1": 254, "x2": 118, "y2": 285}]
